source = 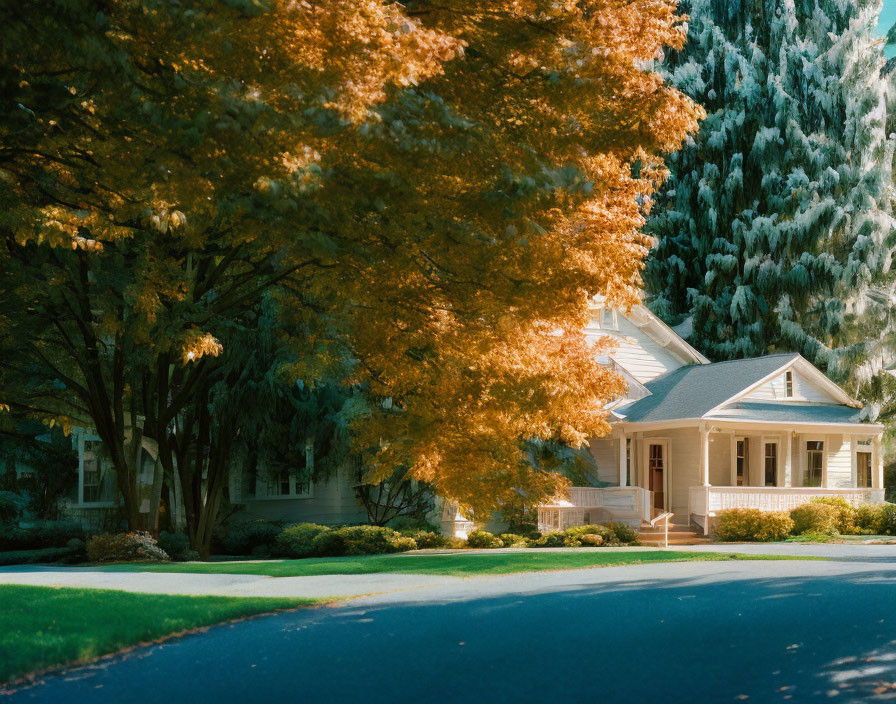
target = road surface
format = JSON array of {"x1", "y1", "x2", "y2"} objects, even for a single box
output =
[{"x1": 7, "y1": 553, "x2": 896, "y2": 703}]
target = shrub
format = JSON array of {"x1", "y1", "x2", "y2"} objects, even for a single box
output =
[
  {"x1": 387, "y1": 516, "x2": 441, "y2": 534},
  {"x1": 157, "y1": 532, "x2": 195, "y2": 561},
  {"x1": 0, "y1": 547, "x2": 78, "y2": 566},
  {"x1": 809, "y1": 497, "x2": 857, "y2": 534},
  {"x1": 605, "y1": 522, "x2": 639, "y2": 545},
  {"x1": 221, "y1": 520, "x2": 282, "y2": 555},
  {"x1": 0, "y1": 491, "x2": 28, "y2": 527},
  {"x1": 86, "y1": 532, "x2": 169, "y2": 563},
  {"x1": 466, "y1": 529, "x2": 503, "y2": 549},
  {"x1": 528, "y1": 525, "x2": 607, "y2": 548},
  {"x1": 498, "y1": 533, "x2": 528, "y2": 548},
  {"x1": 790, "y1": 503, "x2": 839, "y2": 536},
  {"x1": 855, "y1": 503, "x2": 885, "y2": 534},
  {"x1": 714, "y1": 509, "x2": 794, "y2": 542},
  {"x1": 0, "y1": 521, "x2": 85, "y2": 551},
  {"x1": 311, "y1": 529, "x2": 346, "y2": 557},
  {"x1": 312, "y1": 525, "x2": 417, "y2": 557},
  {"x1": 406, "y1": 530, "x2": 450, "y2": 549},
  {"x1": 528, "y1": 532, "x2": 570, "y2": 548},
  {"x1": 274, "y1": 523, "x2": 331, "y2": 558},
  {"x1": 446, "y1": 537, "x2": 468, "y2": 549}
]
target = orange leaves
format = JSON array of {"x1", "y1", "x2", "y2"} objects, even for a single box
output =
[{"x1": 180, "y1": 331, "x2": 223, "y2": 365}]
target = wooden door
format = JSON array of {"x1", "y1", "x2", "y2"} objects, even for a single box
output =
[{"x1": 648, "y1": 443, "x2": 665, "y2": 511}]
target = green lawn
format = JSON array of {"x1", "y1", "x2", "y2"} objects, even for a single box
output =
[
  {"x1": 0, "y1": 586, "x2": 318, "y2": 685},
  {"x1": 100, "y1": 549, "x2": 813, "y2": 578}
]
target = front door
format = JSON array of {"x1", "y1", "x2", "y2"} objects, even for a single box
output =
[{"x1": 649, "y1": 443, "x2": 665, "y2": 510}]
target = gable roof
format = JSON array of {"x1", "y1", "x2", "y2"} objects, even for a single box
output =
[
  {"x1": 590, "y1": 296, "x2": 709, "y2": 367},
  {"x1": 614, "y1": 354, "x2": 802, "y2": 423}
]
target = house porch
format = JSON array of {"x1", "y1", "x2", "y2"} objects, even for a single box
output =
[{"x1": 537, "y1": 420, "x2": 886, "y2": 534}]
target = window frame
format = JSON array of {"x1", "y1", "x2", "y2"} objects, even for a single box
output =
[
  {"x1": 784, "y1": 370, "x2": 794, "y2": 398},
  {"x1": 764, "y1": 441, "x2": 778, "y2": 487},
  {"x1": 805, "y1": 440, "x2": 824, "y2": 487}
]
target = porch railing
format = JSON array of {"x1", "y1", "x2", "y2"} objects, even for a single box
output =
[
  {"x1": 537, "y1": 486, "x2": 651, "y2": 532},
  {"x1": 688, "y1": 486, "x2": 886, "y2": 518}
]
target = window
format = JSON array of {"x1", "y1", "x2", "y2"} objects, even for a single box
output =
[
  {"x1": 625, "y1": 438, "x2": 632, "y2": 487},
  {"x1": 600, "y1": 308, "x2": 618, "y2": 331},
  {"x1": 785, "y1": 371, "x2": 794, "y2": 398},
  {"x1": 764, "y1": 442, "x2": 777, "y2": 487},
  {"x1": 80, "y1": 440, "x2": 117, "y2": 504},
  {"x1": 736, "y1": 438, "x2": 748, "y2": 486},
  {"x1": 856, "y1": 451, "x2": 872, "y2": 488},
  {"x1": 805, "y1": 441, "x2": 824, "y2": 487},
  {"x1": 262, "y1": 469, "x2": 311, "y2": 499}
]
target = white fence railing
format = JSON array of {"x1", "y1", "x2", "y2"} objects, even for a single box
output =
[
  {"x1": 537, "y1": 486, "x2": 651, "y2": 532},
  {"x1": 688, "y1": 486, "x2": 886, "y2": 518}
]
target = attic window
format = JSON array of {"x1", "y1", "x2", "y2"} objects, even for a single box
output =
[
  {"x1": 785, "y1": 371, "x2": 794, "y2": 398},
  {"x1": 600, "y1": 308, "x2": 618, "y2": 331}
]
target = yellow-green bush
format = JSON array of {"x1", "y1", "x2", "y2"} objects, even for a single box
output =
[
  {"x1": 790, "y1": 503, "x2": 839, "y2": 536},
  {"x1": 713, "y1": 509, "x2": 793, "y2": 542},
  {"x1": 466, "y1": 529, "x2": 503, "y2": 548},
  {"x1": 809, "y1": 497, "x2": 857, "y2": 534}
]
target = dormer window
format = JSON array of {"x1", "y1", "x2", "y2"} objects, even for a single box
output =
[{"x1": 785, "y1": 371, "x2": 794, "y2": 398}]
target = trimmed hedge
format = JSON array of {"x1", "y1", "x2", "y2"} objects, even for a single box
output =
[
  {"x1": 714, "y1": 509, "x2": 793, "y2": 542},
  {"x1": 0, "y1": 546, "x2": 78, "y2": 566},
  {"x1": 790, "y1": 503, "x2": 839, "y2": 536},
  {"x1": 529, "y1": 524, "x2": 639, "y2": 548},
  {"x1": 312, "y1": 525, "x2": 417, "y2": 557},
  {"x1": 274, "y1": 523, "x2": 330, "y2": 558},
  {"x1": 0, "y1": 522, "x2": 85, "y2": 551},
  {"x1": 220, "y1": 520, "x2": 283, "y2": 556},
  {"x1": 466, "y1": 529, "x2": 503, "y2": 549}
]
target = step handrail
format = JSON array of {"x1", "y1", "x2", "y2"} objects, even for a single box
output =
[{"x1": 647, "y1": 512, "x2": 674, "y2": 548}]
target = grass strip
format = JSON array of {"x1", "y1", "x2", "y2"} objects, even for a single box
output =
[
  {"x1": 0, "y1": 585, "x2": 318, "y2": 685},
  {"x1": 99, "y1": 549, "x2": 817, "y2": 578}
]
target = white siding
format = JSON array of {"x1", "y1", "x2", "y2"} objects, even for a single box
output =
[
  {"x1": 744, "y1": 369, "x2": 839, "y2": 403},
  {"x1": 585, "y1": 314, "x2": 689, "y2": 385},
  {"x1": 826, "y1": 434, "x2": 852, "y2": 489},
  {"x1": 588, "y1": 435, "x2": 620, "y2": 485}
]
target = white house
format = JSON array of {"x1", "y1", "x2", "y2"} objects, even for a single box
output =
[{"x1": 537, "y1": 301, "x2": 886, "y2": 535}]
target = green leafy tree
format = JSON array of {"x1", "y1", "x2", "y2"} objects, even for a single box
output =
[{"x1": 645, "y1": 0, "x2": 896, "y2": 407}]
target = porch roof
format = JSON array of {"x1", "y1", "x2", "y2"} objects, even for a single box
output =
[
  {"x1": 613, "y1": 354, "x2": 800, "y2": 423},
  {"x1": 705, "y1": 401, "x2": 864, "y2": 424}
]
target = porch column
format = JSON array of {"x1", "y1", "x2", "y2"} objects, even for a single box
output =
[
  {"x1": 783, "y1": 431, "x2": 792, "y2": 487},
  {"x1": 700, "y1": 422, "x2": 710, "y2": 487},
  {"x1": 618, "y1": 432, "x2": 627, "y2": 487},
  {"x1": 873, "y1": 434, "x2": 884, "y2": 490}
]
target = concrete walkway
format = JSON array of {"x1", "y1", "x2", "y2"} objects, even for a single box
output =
[{"x1": 3, "y1": 543, "x2": 896, "y2": 601}]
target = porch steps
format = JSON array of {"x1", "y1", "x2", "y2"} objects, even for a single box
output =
[{"x1": 637, "y1": 522, "x2": 710, "y2": 547}]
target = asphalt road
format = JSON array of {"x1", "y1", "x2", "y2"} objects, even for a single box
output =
[{"x1": 9, "y1": 557, "x2": 896, "y2": 704}]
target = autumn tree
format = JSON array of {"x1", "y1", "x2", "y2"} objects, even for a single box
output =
[{"x1": 1, "y1": 0, "x2": 702, "y2": 538}]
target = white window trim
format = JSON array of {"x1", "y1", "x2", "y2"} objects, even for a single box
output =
[
  {"x1": 759, "y1": 435, "x2": 784, "y2": 488},
  {"x1": 801, "y1": 434, "x2": 827, "y2": 488},
  {"x1": 851, "y1": 437, "x2": 873, "y2": 489},
  {"x1": 731, "y1": 435, "x2": 749, "y2": 487}
]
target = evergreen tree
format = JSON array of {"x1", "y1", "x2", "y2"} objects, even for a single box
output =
[{"x1": 644, "y1": 0, "x2": 896, "y2": 403}]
